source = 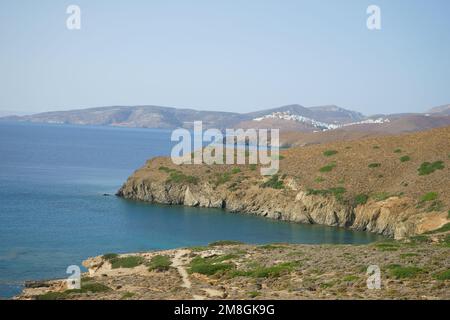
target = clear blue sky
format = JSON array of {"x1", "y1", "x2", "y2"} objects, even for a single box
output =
[{"x1": 1, "y1": 0, "x2": 449, "y2": 115}]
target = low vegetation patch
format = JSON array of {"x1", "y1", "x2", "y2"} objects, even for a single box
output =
[
  {"x1": 394, "y1": 149, "x2": 402, "y2": 153},
  {"x1": 231, "y1": 167, "x2": 241, "y2": 174},
  {"x1": 307, "y1": 187, "x2": 346, "y2": 202},
  {"x1": 418, "y1": 192, "x2": 443, "y2": 212},
  {"x1": 368, "y1": 163, "x2": 381, "y2": 168},
  {"x1": 418, "y1": 161, "x2": 444, "y2": 176},
  {"x1": 230, "y1": 261, "x2": 301, "y2": 278},
  {"x1": 400, "y1": 155, "x2": 411, "y2": 162},
  {"x1": 167, "y1": 171, "x2": 199, "y2": 185},
  {"x1": 387, "y1": 264, "x2": 423, "y2": 279},
  {"x1": 248, "y1": 291, "x2": 261, "y2": 298},
  {"x1": 102, "y1": 253, "x2": 118, "y2": 260},
  {"x1": 342, "y1": 275, "x2": 359, "y2": 282},
  {"x1": 420, "y1": 192, "x2": 438, "y2": 202},
  {"x1": 108, "y1": 255, "x2": 146, "y2": 269},
  {"x1": 249, "y1": 164, "x2": 257, "y2": 171},
  {"x1": 426, "y1": 200, "x2": 444, "y2": 212},
  {"x1": 261, "y1": 174, "x2": 284, "y2": 189},
  {"x1": 374, "y1": 242, "x2": 400, "y2": 252},
  {"x1": 121, "y1": 292, "x2": 135, "y2": 300},
  {"x1": 148, "y1": 255, "x2": 172, "y2": 272},
  {"x1": 319, "y1": 163, "x2": 336, "y2": 173},
  {"x1": 323, "y1": 150, "x2": 338, "y2": 157},
  {"x1": 188, "y1": 256, "x2": 234, "y2": 276},
  {"x1": 159, "y1": 166, "x2": 177, "y2": 173},
  {"x1": 354, "y1": 194, "x2": 369, "y2": 205},
  {"x1": 434, "y1": 269, "x2": 450, "y2": 281}
]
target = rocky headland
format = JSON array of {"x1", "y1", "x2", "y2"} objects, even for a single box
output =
[{"x1": 117, "y1": 126, "x2": 450, "y2": 239}]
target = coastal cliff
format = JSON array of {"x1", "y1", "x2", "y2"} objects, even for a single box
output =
[
  {"x1": 117, "y1": 126, "x2": 450, "y2": 239},
  {"x1": 117, "y1": 175, "x2": 445, "y2": 239}
]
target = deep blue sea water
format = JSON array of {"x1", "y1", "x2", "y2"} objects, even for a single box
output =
[{"x1": 0, "y1": 122, "x2": 382, "y2": 298}]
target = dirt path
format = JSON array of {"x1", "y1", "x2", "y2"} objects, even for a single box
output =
[
  {"x1": 171, "y1": 250, "x2": 192, "y2": 289},
  {"x1": 171, "y1": 250, "x2": 225, "y2": 300}
]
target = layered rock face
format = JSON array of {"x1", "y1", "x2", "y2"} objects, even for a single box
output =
[{"x1": 117, "y1": 177, "x2": 446, "y2": 239}]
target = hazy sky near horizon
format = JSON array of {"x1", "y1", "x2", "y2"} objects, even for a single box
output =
[{"x1": 1, "y1": 0, "x2": 450, "y2": 115}]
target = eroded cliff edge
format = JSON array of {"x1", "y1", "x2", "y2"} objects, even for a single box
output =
[
  {"x1": 117, "y1": 127, "x2": 450, "y2": 239},
  {"x1": 117, "y1": 172, "x2": 445, "y2": 239}
]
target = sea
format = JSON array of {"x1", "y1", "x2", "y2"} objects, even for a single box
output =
[{"x1": 0, "y1": 121, "x2": 382, "y2": 298}]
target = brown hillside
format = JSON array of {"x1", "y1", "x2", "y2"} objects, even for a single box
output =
[{"x1": 119, "y1": 125, "x2": 450, "y2": 237}]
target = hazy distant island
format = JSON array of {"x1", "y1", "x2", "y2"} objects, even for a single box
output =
[{"x1": 2, "y1": 104, "x2": 450, "y2": 133}]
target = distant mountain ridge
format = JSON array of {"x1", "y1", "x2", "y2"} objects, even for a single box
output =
[
  {"x1": 1, "y1": 104, "x2": 449, "y2": 134},
  {"x1": 0, "y1": 104, "x2": 364, "y2": 130}
]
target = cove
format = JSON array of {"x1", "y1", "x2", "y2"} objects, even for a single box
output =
[{"x1": 0, "y1": 122, "x2": 383, "y2": 298}]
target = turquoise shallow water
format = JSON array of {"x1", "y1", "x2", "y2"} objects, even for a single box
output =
[{"x1": 0, "y1": 122, "x2": 383, "y2": 298}]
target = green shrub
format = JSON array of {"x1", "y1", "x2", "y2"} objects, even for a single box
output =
[
  {"x1": 121, "y1": 292, "x2": 135, "y2": 299},
  {"x1": 261, "y1": 175, "x2": 284, "y2": 189},
  {"x1": 323, "y1": 150, "x2": 338, "y2": 157},
  {"x1": 354, "y1": 194, "x2": 369, "y2": 205},
  {"x1": 410, "y1": 235, "x2": 430, "y2": 244},
  {"x1": 148, "y1": 255, "x2": 172, "y2": 272},
  {"x1": 188, "y1": 256, "x2": 234, "y2": 276},
  {"x1": 159, "y1": 166, "x2": 176, "y2": 173},
  {"x1": 418, "y1": 161, "x2": 444, "y2": 176},
  {"x1": 249, "y1": 164, "x2": 257, "y2": 171},
  {"x1": 319, "y1": 163, "x2": 336, "y2": 173},
  {"x1": 248, "y1": 291, "x2": 260, "y2": 298},
  {"x1": 368, "y1": 163, "x2": 381, "y2": 168},
  {"x1": 80, "y1": 282, "x2": 112, "y2": 293},
  {"x1": 109, "y1": 256, "x2": 145, "y2": 269},
  {"x1": 258, "y1": 244, "x2": 287, "y2": 250},
  {"x1": 400, "y1": 155, "x2": 411, "y2": 162},
  {"x1": 231, "y1": 167, "x2": 241, "y2": 174},
  {"x1": 315, "y1": 176, "x2": 325, "y2": 183},
  {"x1": 167, "y1": 171, "x2": 199, "y2": 184},
  {"x1": 307, "y1": 187, "x2": 346, "y2": 202},
  {"x1": 421, "y1": 192, "x2": 438, "y2": 202},
  {"x1": 394, "y1": 149, "x2": 402, "y2": 153},
  {"x1": 230, "y1": 261, "x2": 300, "y2": 278},
  {"x1": 387, "y1": 265, "x2": 423, "y2": 279},
  {"x1": 102, "y1": 253, "x2": 119, "y2": 261},
  {"x1": 373, "y1": 145, "x2": 380, "y2": 149},
  {"x1": 434, "y1": 269, "x2": 450, "y2": 281},
  {"x1": 342, "y1": 275, "x2": 359, "y2": 282}
]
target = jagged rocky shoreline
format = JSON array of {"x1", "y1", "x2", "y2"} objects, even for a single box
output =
[{"x1": 116, "y1": 175, "x2": 445, "y2": 239}]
